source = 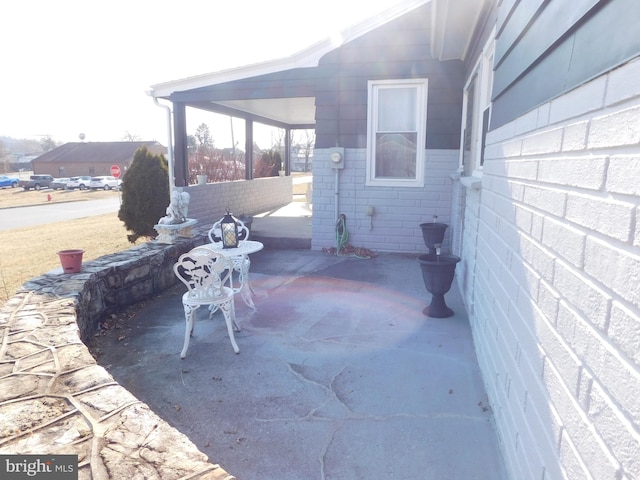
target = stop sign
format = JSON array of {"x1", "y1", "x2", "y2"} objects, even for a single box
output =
[{"x1": 110, "y1": 165, "x2": 121, "y2": 178}]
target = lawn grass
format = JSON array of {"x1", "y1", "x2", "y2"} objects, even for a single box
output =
[{"x1": 0, "y1": 189, "x2": 144, "y2": 302}]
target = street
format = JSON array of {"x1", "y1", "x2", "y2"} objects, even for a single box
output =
[{"x1": 0, "y1": 197, "x2": 121, "y2": 231}]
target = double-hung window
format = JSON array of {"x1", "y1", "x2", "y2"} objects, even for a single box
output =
[{"x1": 367, "y1": 79, "x2": 428, "y2": 187}]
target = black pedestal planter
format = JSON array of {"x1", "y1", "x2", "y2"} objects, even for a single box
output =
[
  {"x1": 418, "y1": 253, "x2": 460, "y2": 318},
  {"x1": 419, "y1": 223, "x2": 448, "y2": 251}
]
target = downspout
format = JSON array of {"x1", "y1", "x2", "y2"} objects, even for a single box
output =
[{"x1": 148, "y1": 91, "x2": 175, "y2": 190}]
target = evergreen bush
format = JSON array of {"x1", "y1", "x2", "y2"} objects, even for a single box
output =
[{"x1": 118, "y1": 147, "x2": 170, "y2": 242}]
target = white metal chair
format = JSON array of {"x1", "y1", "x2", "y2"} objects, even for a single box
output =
[
  {"x1": 173, "y1": 246, "x2": 240, "y2": 357},
  {"x1": 208, "y1": 217, "x2": 256, "y2": 308}
]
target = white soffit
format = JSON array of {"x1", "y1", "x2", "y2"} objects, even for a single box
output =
[
  {"x1": 431, "y1": 0, "x2": 486, "y2": 60},
  {"x1": 213, "y1": 97, "x2": 317, "y2": 125}
]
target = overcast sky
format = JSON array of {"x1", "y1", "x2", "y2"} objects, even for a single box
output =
[{"x1": 1, "y1": 0, "x2": 406, "y2": 149}]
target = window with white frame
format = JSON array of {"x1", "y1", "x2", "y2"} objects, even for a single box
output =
[
  {"x1": 461, "y1": 33, "x2": 494, "y2": 177},
  {"x1": 366, "y1": 79, "x2": 428, "y2": 187}
]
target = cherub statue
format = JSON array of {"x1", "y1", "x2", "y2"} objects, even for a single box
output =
[{"x1": 159, "y1": 189, "x2": 191, "y2": 224}]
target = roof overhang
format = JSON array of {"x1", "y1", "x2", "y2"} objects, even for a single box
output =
[
  {"x1": 150, "y1": 45, "x2": 331, "y2": 128},
  {"x1": 148, "y1": 0, "x2": 487, "y2": 128},
  {"x1": 150, "y1": 45, "x2": 330, "y2": 101},
  {"x1": 430, "y1": 0, "x2": 491, "y2": 60}
]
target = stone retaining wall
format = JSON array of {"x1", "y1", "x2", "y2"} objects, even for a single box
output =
[{"x1": 0, "y1": 228, "x2": 236, "y2": 479}]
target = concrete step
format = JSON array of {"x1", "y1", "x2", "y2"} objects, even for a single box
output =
[{"x1": 249, "y1": 201, "x2": 312, "y2": 250}]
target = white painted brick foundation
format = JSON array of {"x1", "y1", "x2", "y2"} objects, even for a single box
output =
[
  {"x1": 457, "y1": 56, "x2": 640, "y2": 479},
  {"x1": 311, "y1": 148, "x2": 459, "y2": 252}
]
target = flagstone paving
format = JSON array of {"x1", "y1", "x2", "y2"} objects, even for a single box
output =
[{"x1": 0, "y1": 239, "x2": 233, "y2": 480}]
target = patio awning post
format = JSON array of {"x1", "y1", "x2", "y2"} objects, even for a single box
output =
[
  {"x1": 245, "y1": 120, "x2": 254, "y2": 180},
  {"x1": 173, "y1": 103, "x2": 189, "y2": 187}
]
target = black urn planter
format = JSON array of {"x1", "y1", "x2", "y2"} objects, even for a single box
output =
[
  {"x1": 419, "y1": 222, "x2": 448, "y2": 252},
  {"x1": 418, "y1": 254, "x2": 461, "y2": 318}
]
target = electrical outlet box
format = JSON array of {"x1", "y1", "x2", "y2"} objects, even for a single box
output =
[{"x1": 328, "y1": 147, "x2": 344, "y2": 169}]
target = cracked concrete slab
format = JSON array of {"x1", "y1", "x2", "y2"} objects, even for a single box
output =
[{"x1": 91, "y1": 250, "x2": 508, "y2": 480}]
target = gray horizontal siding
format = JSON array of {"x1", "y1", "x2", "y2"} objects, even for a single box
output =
[
  {"x1": 496, "y1": 0, "x2": 518, "y2": 36},
  {"x1": 493, "y1": 0, "x2": 600, "y2": 95},
  {"x1": 494, "y1": 0, "x2": 545, "y2": 65},
  {"x1": 315, "y1": 3, "x2": 463, "y2": 150},
  {"x1": 170, "y1": 68, "x2": 319, "y2": 103},
  {"x1": 492, "y1": 0, "x2": 640, "y2": 128}
]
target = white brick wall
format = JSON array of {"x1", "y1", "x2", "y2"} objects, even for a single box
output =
[
  {"x1": 460, "y1": 56, "x2": 640, "y2": 479},
  {"x1": 311, "y1": 148, "x2": 459, "y2": 252},
  {"x1": 185, "y1": 176, "x2": 292, "y2": 227}
]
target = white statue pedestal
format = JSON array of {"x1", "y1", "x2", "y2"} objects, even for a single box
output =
[{"x1": 154, "y1": 218, "x2": 198, "y2": 244}]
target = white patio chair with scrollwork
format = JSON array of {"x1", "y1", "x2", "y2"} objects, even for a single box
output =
[{"x1": 173, "y1": 246, "x2": 240, "y2": 357}]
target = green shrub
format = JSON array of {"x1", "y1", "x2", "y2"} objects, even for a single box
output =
[{"x1": 118, "y1": 147, "x2": 170, "y2": 242}]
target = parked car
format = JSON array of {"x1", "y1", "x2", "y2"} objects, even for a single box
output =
[
  {"x1": 66, "y1": 176, "x2": 92, "y2": 190},
  {"x1": 50, "y1": 177, "x2": 71, "y2": 190},
  {"x1": 0, "y1": 175, "x2": 20, "y2": 188},
  {"x1": 19, "y1": 174, "x2": 54, "y2": 190},
  {"x1": 89, "y1": 176, "x2": 121, "y2": 190}
]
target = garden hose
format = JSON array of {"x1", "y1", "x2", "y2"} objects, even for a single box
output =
[{"x1": 335, "y1": 213, "x2": 349, "y2": 255}]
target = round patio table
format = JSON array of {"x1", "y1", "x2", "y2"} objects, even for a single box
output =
[{"x1": 203, "y1": 240, "x2": 264, "y2": 309}]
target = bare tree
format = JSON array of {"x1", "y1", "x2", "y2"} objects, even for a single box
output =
[
  {"x1": 187, "y1": 123, "x2": 244, "y2": 184},
  {"x1": 0, "y1": 140, "x2": 9, "y2": 174},
  {"x1": 123, "y1": 131, "x2": 141, "y2": 142},
  {"x1": 194, "y1": 123, "x2": 213, "y2": 149},
  {"x1": 40, "y1": 135, "x2": 58, "y2": 152},
  {"x1": 270, "y1": 128, "x2": 286, "y2": 153},
  {"x1": 293, "y1": 129, "x2": 315, "y2": 172}
]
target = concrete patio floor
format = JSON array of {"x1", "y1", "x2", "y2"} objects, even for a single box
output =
[{"x1": 91, "y1": 248, "x2": 508, "y2": 480}]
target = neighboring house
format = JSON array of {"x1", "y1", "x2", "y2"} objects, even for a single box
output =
[
  {"x1": 31, "y1": 141, "x2": 166, "y2": 177},
  {"x1": 150, "y1": 1, "x2": 640, "y2": 479},
  {"x1": 290, "y1": 144, "x2": 313, "y2": 172}
]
